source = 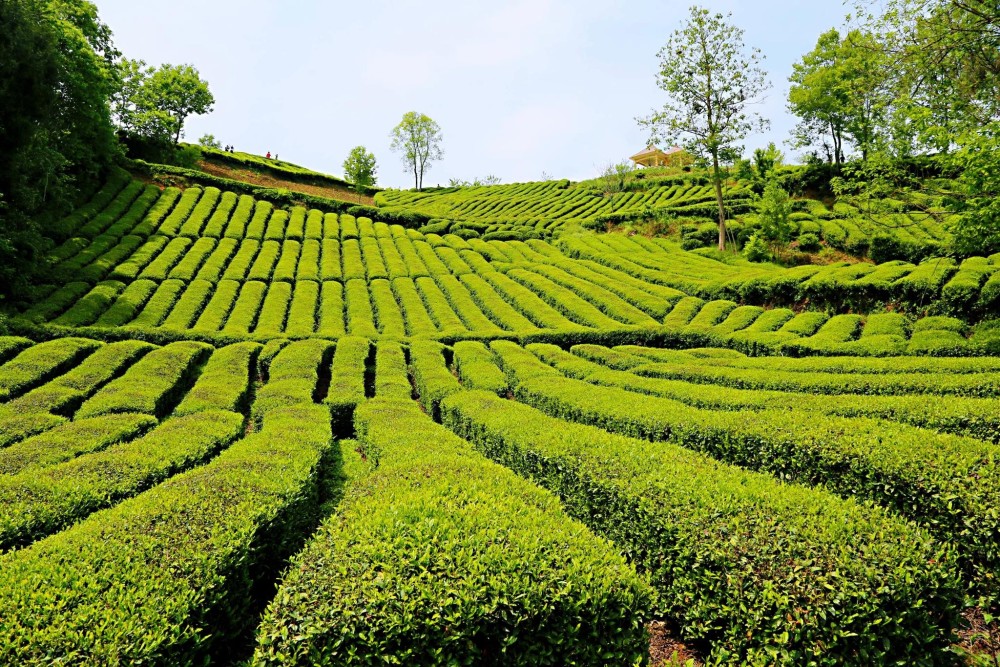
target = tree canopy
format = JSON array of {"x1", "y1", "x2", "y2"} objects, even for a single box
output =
[
  {"x1": 788, "y1": 29, "x2": 886, "y2": 164},
  {"x1": 0, "y1": 0, "x2": 119, "y2": 298},
  {"x1": 343, "y1": 146, "x2": 378, "y2": 192},
  {"x1": 390, "y1": 112, "x2": 443, "y2": 191},
  {"x1": 112, "y1": 61, "x2": 214, "y2": 146},
  {"x1": 639, "y1": 5, "x2": 770, "y2": 250}
]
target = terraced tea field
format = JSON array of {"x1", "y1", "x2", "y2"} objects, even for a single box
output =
[{"x1": 3, "y1": 173, "x2": 1000, "y2": 664}]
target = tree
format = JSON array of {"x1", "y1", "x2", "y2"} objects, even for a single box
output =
[
  {"x1": 198, "y1": 134, "x2": 221, "y2": 149},
  {"x1": 111, "y1": 60, "x2": 213, "y2": 147},
  {"x1": 788, "y1": 29, "x2": 887, "y2": 165},
  {"x1": 843, "y1": 1, "x2": 1000, "y2": 256},
  {"x1": 597, "y1": 161, "x2": 636, "y2": 212},
  {"x1": 756, "y1": 180, "x2": 793, "y2": 243},
  {"x1": 343, "y1": 146, "x2": 378, "y2": 191},
  {"x1": 0, "y1": 0, "x2": 119, "y2": 298},
  {"x1": 639, "y1": 6, "x2": 771, "y2": 250},
  {"x1": 140, "y1": 64, "x2": 214, "y2": 144},
  {"x1": 389, "y1": 112, "x2": 443, "y2": 190}
]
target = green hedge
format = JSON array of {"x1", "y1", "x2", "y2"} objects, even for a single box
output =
[
  {"x1": 0, "y1": 403, "x2": 331, "y2": 665},
  {"x1": 0, "y1": 338, "x2": 102, "y2": 402},
  {"x1": 76, "y1": 341, "x2": 212, "y2": 418},
  {"x1": 0, "y1": 413, "x2": 157, "y2": 476},
  {"x1": 252, "y1": 339, "x2": 333, "y2": 422},
  {"x1": 491, "y1": 342, "x2": 1000, "y2": 607},
  {"x1": 408, "y1": 340, "x2": 462, "y2": 419},
  {"x1": 453, "y1": 340, "x2": 507, "y2": 395},
  {"x1": 441, "y1": 389, "x2": 961, "y2": 666},
  {"x1": 0, "y1": 340, "x2": 153, "y2": 418},
  {"x1": 251, "y1": 398, "x2": 652, "y2": 665},
  {"x1": 325, "y1": 336, "x2": 371, "y2": 433},
  {"x1": 0, "y1": 409, "x2": 243, "y2": 550},
  {"x1": 557, "y1": 344, "x2": 1000, "y2": 442},
  {"x1": 175, "y1": 342, "x2": 261, "y2": 416}
]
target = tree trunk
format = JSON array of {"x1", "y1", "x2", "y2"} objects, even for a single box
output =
[{"x1": 711, "y1": 150, "x2": 727, "y2": 251}]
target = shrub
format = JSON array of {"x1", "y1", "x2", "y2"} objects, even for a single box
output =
[
  {"x1": 442, "y1": 389, "x2": 962, "y2": 666},
  {"x1": 0, "y1": 404, "x2": 331, "y2": 665},
  {"x1": 797, "y1": 232, "x2": 821, "y2": 251},
  {"x1": 250, "y1": 399, "x2": 652, "y2": 666}
]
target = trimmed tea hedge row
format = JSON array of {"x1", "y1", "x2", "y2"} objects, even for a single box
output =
[
  {"x1": 251, "y1": 398, "x2": 652, "y2": 665},
  {"x1": 0, "y1": 340, "x2": 154, "y2": 418},
  {"x1": 0, "y1": 338, "x2": 102, "y2": 403},
  {"x1": 76, "y1": 341, "x2": 211, "y2": 418},
  {"x1": 0, "y1": 403, "x2": 331, "y2": 665},
  {"x1": 0, "y1": 409, "x2": 244, "y2": 551},
  {"x1": 453, "y1": 340, "x2": 507, "y2": 395},
  {"x1": 408, "y1": 339, "x2": 462, "y2": 419},
  {"x1": 543, "y1": 344, "x2": 1000, "y2": 442},
  {"x1": 441, "y1": 388, "x2": 962, "y2": 665},
  {"x1": 0, "y1": 337, "x2": 32, "y2": 367},
  {"x1": 0, "y1": 413, "x2": 158, "y2": 476},
  {"x1": 252, "y1": 339, "x2": 332, "y2": 422},
  {"x1": 325, "y1": 336, "x2": 370, "y2": 432},
  {"x1": 630, "y1": 356, "x2": 1000, "y2": 396},
  {"x1": 175, "y1": 342, "x2": 261, "y2": 416},
  {"x1": 617, "y1": 343, "x2": 1000, "y2": 374},
  {"x1": 490, "y1": 342, "x2": 1000, "y2": 605}
]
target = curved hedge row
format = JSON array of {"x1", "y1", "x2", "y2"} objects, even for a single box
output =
[
  {"x1": 252, "y1": 398, "x2": 653, "y2": 665},
  {"x1": 441, "y1": 388, "x2": 962, "y2": 666}
]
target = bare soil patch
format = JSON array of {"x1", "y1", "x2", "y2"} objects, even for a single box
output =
[
  {"x1": 648, "y1": 621, "x2": 702, "y2": 666},
  {"x1": 197, "y1": 160, "x2": 374, "y2": 206}
]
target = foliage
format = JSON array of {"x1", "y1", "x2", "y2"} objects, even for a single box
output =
[
  {"x1": 742, "y1": 233, "x2": 769, "y2": 262},
  {"x1": 788, "y1": 29, "x2": 887, "y2": 163},
  {"x1": 946, "y1": 124, "x2": 1000, "y2": 256},
  {"x1": 755, "y1": 180, "x2": 792, "y2": 243},
  {"x1": 197, "y1": 133, "x2": 221, "y2": 149},
  {"x1": 342, "y1": 145, "x2": 378, "y2": 191},
  {"x1": 443, "y1": 380, "x2": 962, "y2": 666},
  {"x1": 639, "y1": 5, "x2": 770, "y2": 250},
  {"x1": 253, "y1": 398, "x2": 652, "y2": 665},
  {"x1": 0, "y1": 0, "x2": 120, "y2": 299},
  {"x1": 112, "y1": 60, "x2": 214, "y2": 146},
  {"x1": 389, "y1": 111, "x2": 443, "y2": 191},
  {"x1": 448, "y1": 175, "x2": 502, "y2": 186}
]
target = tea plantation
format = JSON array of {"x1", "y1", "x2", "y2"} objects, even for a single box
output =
[{"x1": 3, "y1": 169, "x2": 1000, "y2": 665}]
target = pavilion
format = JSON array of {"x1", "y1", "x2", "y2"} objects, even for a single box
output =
[{"x1": 629, "y1": 145, "x2": 691, "y2": 168}]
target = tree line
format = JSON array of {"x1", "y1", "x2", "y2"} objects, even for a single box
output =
[
  {"x1": 0, "y1": 0, "x2": 214, "y2": 300},
  {"x1": 641, "y1": 1, "x2": 999, "y2": 254}
]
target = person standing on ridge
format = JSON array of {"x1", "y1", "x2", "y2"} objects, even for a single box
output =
[{"x1": 266, "y1": 151, "x2": 271, "y2": 159}]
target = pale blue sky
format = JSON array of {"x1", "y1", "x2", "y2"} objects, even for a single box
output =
[{"x1": 97, "y1": 1, "x2": 851, "y2": 188}]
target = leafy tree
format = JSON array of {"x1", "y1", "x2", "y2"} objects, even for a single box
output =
[
  {"x1": 112, "y1": 60, "x2": 213, "y2": 147},
  {"x1": 752, "y1": 142, "x2": 783, "y2": 179},
  {"x1": 755, "y1": 180, "x2": 793, "y2": 243},
  {"x1": 140, "y1": 64, "x2": 214, "y2": 144},
  {"x1": 343, "y1": 146, "x2": 378, "y2": 191},
  {"x1": 948, "y1": 125, "x2": 1000, "y2": 256},
  {"x1": 639, "y1": 6, "x2": 770, "y2": 250},
  {"x1": 198, "y1": 134, "x2": 221, "y2": 149},
  {"x1": 852, "y1": 0, "x2": 999, "y2": 150},
  {"x1": 390, "y1": 112, "x2": 443, "y2": 191},
  {"x1": 110, "y1": 58, "x2": 154, "y2": 135},
  {"x1": 0, "y1": 0, "x2": 119, "y2": 298},
  {"x1": 597, "y1": 161, "x2": 636, "y2": 212},
  {"x1": 788, "y1": 29, "x2": 887, "y2": 164},
  {"x1": 844, "y1": 1, "x2": 1000, "y2": 256}
]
